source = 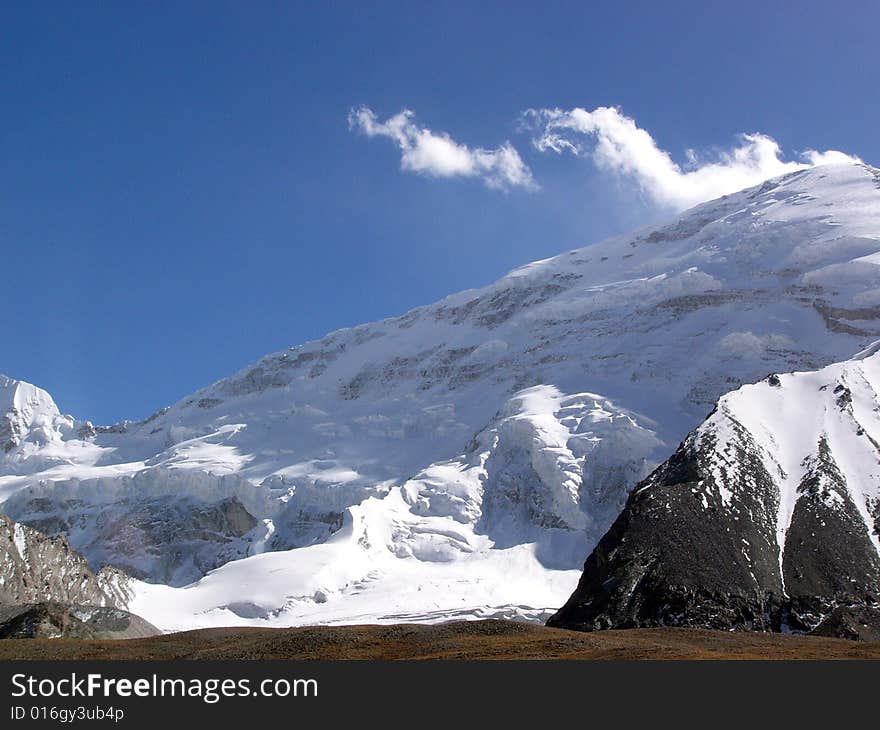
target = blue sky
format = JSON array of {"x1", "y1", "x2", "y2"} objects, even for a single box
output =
[{"x1": 2, "y1": 1, "x2": 878, "y2": 423}]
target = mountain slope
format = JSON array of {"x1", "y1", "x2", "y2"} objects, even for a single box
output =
[
  {"x1": 2, "y1": 161, "x2": 880, "y2": 628},
  {"x1": 0, "y1": 514, "x2": 130, "y2": 608},
  {"x1": 548, "y1": 344, "x2": 880, "y2": 636}
]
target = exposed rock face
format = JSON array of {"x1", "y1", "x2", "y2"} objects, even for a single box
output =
[
  {"x1": 0, "y1": 514, "x2": 130, "y2": 608},
  {"x1": 5, "y1": 495, "x2": 260, "y2": 587},
  {"x1": 782, "y1": 438, "x2": 880, "y2": 632},
  {"x1": 546, "y1": 438, "x2": 788, "y2": 632},
  {"x1": 85, "y1": 496, "x2": 260, "y2": 585},
  {"x1": 548, "y1": 347, "x2": 880, "y2": 636},
  {"x1": 811, "y1": 605, "x2": 880, "y2": 641},
  {"x1": 0, "y1": 603, "x2": 158, "y2": 640}
]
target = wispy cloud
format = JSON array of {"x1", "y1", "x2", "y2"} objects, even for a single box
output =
[
  {"x1": 349, "y1": 106, "x2": 535, "y2": 190},
  {"x1": 523, "y1": 105, "x2": 861, "y2": 210}
]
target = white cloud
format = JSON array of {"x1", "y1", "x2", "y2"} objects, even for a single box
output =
[
  {"x1": 802, "y1": 148, "x2": 860, "y2": 166},
  {"x1": 524, "y1": 106, "x2": 861, "y2": 210},
  {"x1": 349, "y1": 106, "x2": 535, "y2": 190}
]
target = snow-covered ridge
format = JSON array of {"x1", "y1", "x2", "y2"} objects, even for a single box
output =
[
  {"x1": 549, "y1": 344, "x2": 880, "y2": 634},
  {"x1": 0, "y1": 375, "x2": 72, "y2": 456},
  {"x1": 697, "y1": 343, "x2": 880, "y2": 569},
  {"x1": 2, "y1": 161, "x2": 880, "y2": 627}
]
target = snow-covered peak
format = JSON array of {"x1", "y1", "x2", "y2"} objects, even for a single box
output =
[
  {"x1": 0, "y1": 375, "x2": 73, "y2": 456},
  {"x1": 0, "y1": 375, "x2": 61, "y2": 420},
  {"x1": 2, "y1": 162, "x2": 880, "y2": 628},
  {"x1": 176, "y1": 162, "x2": 880, "y2": 414},
  {"x1": 698, "y1": 339, "x2": 880, "y2": 560},
  {"x1": 113, "y1": 161, "x2": 880, "y2": 484}
]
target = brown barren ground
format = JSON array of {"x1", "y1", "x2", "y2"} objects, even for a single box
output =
[{"x1": 1, "y1": 620, "x2": 880, "y2": 660}]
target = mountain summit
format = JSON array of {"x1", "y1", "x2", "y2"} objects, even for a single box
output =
[
  {"x1": 2, "y1": 162, "x2": 879, "y2": 630},
  {"x1": 0, "y1": 375, "x2": 70, "y2": 455}
]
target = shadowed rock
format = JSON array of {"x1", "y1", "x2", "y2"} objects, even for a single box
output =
[{"x1": 0, "y1": 603, "x2": 158, "y2": 640}]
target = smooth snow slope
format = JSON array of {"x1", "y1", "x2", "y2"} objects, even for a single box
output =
[{"x1": 2, "y1": 162, "x2": 880, "y2": 629}]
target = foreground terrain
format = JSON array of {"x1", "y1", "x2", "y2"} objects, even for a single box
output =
[{"x1": 1, "y1": 620, "x2": 879, "y2": 660}]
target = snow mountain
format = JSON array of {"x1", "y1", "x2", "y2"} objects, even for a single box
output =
[
  {"x1": 0, "y1": 376, "x2": 76, "y2": 463},
  {"x1": 548, "y1": 343, "x2": 880, "y2": 639},
  {"x1": 1, "y1": 161, "x2": 880, "y2": 630}
]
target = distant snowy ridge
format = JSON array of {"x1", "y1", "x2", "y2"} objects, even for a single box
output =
[{"x1": 1, "y1": 161, "x2": 879, "y2": 628}]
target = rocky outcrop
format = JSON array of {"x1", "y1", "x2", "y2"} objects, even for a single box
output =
[
  {"x1": 4, "y1": 490, "x2": 262, "y2": 587},
  {"x1": 548, "y1": 349, "x2": 880, "y2": 637},
  {"x1": 0, "y1": 603, "x2": 158, "y2": 640},
  {"x1": 546, "y1": 434, "x2": 788, "y2": 632},
  {"x1": 810, "y1": 605, "x2": 880, "y2": 641},
  {"x1": 0, "y1": 514, "x2": 129, "y2": 608}
]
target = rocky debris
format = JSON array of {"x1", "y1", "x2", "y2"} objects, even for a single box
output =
[
  {"x1": 0, "y1": 603, "x2": 158, "y2": 640},
  {"x1": 810, "y1": 604, "x2": 880, "y2": 641}
]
